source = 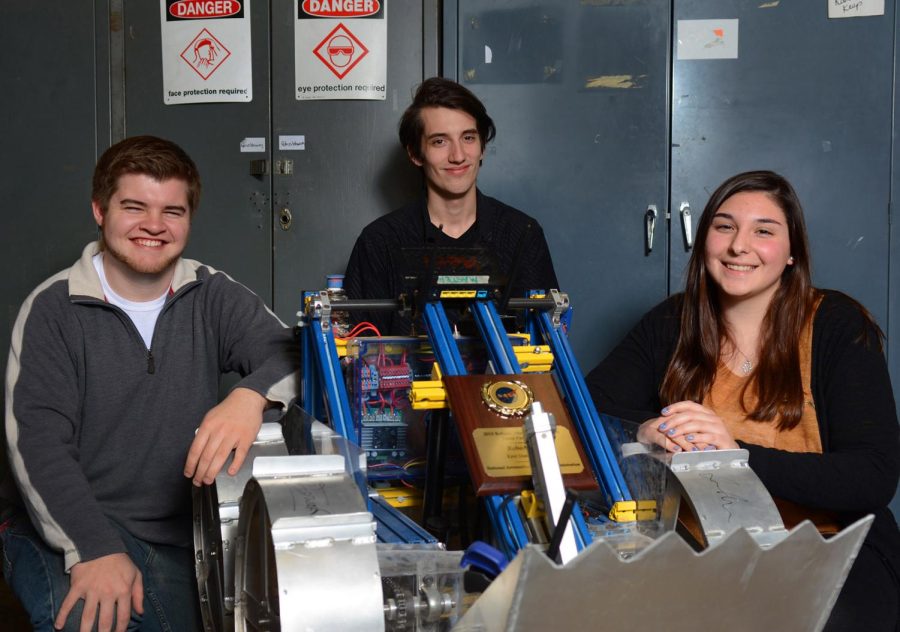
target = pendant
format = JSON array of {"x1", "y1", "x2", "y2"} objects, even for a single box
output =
[{"x1": 740, "y1": 359, "x2": 752, "y2": 375}]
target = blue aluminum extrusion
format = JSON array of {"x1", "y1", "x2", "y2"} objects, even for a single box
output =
[
  {"x1": 471, "y1": 300, "x2": 519, "y2": 375},
  {"x1": 370, "y1": 494, "x2": 439, "y2": 544},
  {"x1": 309, "y1": 318, "x2": 354, "y2": 441},
  {"x1": 473, "y1": 301, "x2": 590, "y2": 551},
  {"x1": 538, "y1": 312, "x2": 631, "y2": 505},
  {"x1": 421, "y1": 302, "x2": 523, "y2": 556},
  {"x1": 423, "y1": 302, "x2": 466, "y2": 374}
]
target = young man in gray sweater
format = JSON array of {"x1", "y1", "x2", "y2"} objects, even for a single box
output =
[{"x1": 2, "y1": 136, "x2": 299, "y2": 631}]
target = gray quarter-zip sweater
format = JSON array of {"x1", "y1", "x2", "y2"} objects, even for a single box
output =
[{"x1": 4, "y1": 242, "x2": 299, "y2": 570}]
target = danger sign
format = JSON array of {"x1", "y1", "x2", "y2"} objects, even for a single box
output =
[
  {"x1": 295, "y1": 0, "x2": 386, "y2": 100},
  {"x1": 160, "y1": 0, "x2": 252, "y2": 105}
]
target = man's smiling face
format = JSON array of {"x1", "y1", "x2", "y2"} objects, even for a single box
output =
[
  {"x1": 410, "y1": 106, "x2": 483, "y2": 201},
  {"x1": 92, "y1": 173, "x2": 191, "y2": 280}
]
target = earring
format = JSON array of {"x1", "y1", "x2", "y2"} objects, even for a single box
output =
[{"x1": 788, "y1": 256, "x2": 795, "y2": 264}]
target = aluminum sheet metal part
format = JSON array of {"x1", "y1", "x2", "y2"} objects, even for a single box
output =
[{"x1": 454, "y1": 516, "x2": 872, "y2": 632}]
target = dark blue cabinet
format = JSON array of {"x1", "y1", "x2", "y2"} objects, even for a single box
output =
[
  {"x1": 446, "y1": 1, "x2": 899, "y2": 517},
  {"x1": 449, "y1": 1, "x2": 672, "y2": 368}
]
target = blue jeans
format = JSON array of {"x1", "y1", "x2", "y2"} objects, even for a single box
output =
[{"x1": 0, "y1": 513, "x2": 202, "y2": 631}]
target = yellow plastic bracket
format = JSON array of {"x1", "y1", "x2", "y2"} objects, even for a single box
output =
[
  {"x1": 410, "y1": 377, "x2": 447, "y2": 410},
  {"x1": 513, "y1": 345, "x2": 554, "y2": 372},
  {"x1": 520, "y1": 490, "x2": 545, "y2": 519},
  {"x1": 608, "y1": 499, "x2": 658, "y2": 522},
  {"x1": 378, "y1": 486, "x2": 423, "y2": 508},
  {"x1": 439, "y1": 290, "x2": 477, "y2": 299},
  {"x1": 410, "y1": 401, "x2": 447, "y2": 410}
]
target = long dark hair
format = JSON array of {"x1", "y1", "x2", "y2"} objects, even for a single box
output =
[{"x1": 660, "y1": 171, "x2": 818, "y2": 429}]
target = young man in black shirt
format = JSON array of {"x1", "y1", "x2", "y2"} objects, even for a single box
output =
[{"x1": 343, "y1": 77, "x2": 558, "y2": 334}]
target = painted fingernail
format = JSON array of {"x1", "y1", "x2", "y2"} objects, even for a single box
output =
[
  {"x1": 661, "y1": 407, "x2": 670, "y2": 415},
  {"x1": 658, "y1": 422, "x2": 668, "y2": 431},
  {"x1": 672, "y1": 445, "x2": 682, "y2": 452},
  {"x1": 691, "y1": 447, "x2": 699, "y2": 452},
  {"x1": 704, "y1": 446, "x2": 716, "y2": 451},
  {"x1": 686, "y1": 434, "x2": 695, "y2": 441},
  {"x1": 667, "y1": 428, "x2": 676, "y2": 436}
]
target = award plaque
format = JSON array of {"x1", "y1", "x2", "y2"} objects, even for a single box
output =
[{"x1": 443, "y1": 374, "x2": 598, "y2": 495}]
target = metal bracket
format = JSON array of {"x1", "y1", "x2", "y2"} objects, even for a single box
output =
[
  {"x1": 307, "y1": 290, "x2": 333, "y2": 331},
  {"x1": 548, "y1": 289, "x2": 569, "y2": 328},
  {"x1": 665, "y1": 449, "x2": 788, "y2": 548}
]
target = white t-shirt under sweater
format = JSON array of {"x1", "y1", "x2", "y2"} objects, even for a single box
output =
[{"x1": 92, "y1": 253, "x2": 167, "y2": 349}]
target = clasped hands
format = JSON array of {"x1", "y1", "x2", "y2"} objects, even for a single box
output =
[{"x1": 637, "y1": 401, "x2": 739, "y2": 453}]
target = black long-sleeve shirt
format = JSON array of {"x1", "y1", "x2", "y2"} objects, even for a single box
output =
[{"x1": 343, "y1": 190, "x2": 558, "y2": 335}]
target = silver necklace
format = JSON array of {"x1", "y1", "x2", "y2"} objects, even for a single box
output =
[{"x1": 733, "y1": 346, "x2": 754, "y2": 375}]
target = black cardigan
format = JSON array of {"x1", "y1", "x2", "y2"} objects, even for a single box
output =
[{"x1": 585, "y1": 290, "x2": 900, "y2": 569}]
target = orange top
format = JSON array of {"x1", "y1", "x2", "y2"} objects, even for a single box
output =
[{"x1": 689, "y1": 298, "x2": 841, "y2": 536}]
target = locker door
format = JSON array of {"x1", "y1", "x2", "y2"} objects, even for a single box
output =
[
  {"x1": 122, "y1": 0, "x2": 274, "y2": 302},
  {"x1": 448, "y1": 0, "x2": 672, "y2": 369},
  {"x1": 270, "y1": 2, "x2": 440, "y2": 323},
  {"x1": 0, "y1": 1, "x2": 103, "y2": 447},
  {"x1": 669, "y1": 3, "x2": 895, "y2": 327}
]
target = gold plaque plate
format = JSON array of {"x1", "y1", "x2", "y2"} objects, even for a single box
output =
[
  {"x1": 472, "y1": 426, "x2": 585, "y2": 477},
  {"x1": 444, "y1": 373, "x2": 598, "y2": 495}
]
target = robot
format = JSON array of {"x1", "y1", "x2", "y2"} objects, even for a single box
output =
[{"x1": 194, "y1": 261, "x2": 870, "y2": 631}]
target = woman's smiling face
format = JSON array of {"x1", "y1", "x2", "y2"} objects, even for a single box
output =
[{"x1": 704, "y1": 190, "x2": 793, "y2": 308}]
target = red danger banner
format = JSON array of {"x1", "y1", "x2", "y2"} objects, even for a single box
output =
[
  {"x1": 167, "y1": 0, "x2": 244, "y2": 21},
  {"x1": 299, "y1": 0, "x2": 383, "y2": 19}
]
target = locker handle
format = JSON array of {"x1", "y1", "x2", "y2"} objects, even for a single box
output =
[
  {"x1": 645, "y1": 205, "x2": 658, "y2": 254},
  {"x1": 680, "y1": 202, "x2": 693, "y2": 250}
]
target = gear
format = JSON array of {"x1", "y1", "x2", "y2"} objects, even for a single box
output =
[{"x1": 383, "y1": 578, "x2": 412, "y2": 631}]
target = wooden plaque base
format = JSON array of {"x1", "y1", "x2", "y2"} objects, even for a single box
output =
[{"x1": 443, "y1": 374, "x2": 598, "y2": 496}]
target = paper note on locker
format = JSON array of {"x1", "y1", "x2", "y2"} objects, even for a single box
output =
[
  {"x1": 829, "y1": 0, "x2": 884, "y2": 18},
  {"x1": 677, "y1": 19, "x2": 739, "y2": 60}
]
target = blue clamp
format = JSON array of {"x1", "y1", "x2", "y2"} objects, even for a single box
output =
[{"x1": 461, "y1": 540, "x2": 509, "y2": 579}]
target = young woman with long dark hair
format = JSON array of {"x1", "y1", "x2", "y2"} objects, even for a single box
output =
[{"x1": 586, "y1": 170, "x2": 899, "y2": 630}]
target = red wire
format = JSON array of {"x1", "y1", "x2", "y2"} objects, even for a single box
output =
[
  {"x1": 339, "y1": 321, "x2": 383, "y2": 338},
  {"x1": 350, "y1": 321, "x2": 382, "y2": 336}
]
